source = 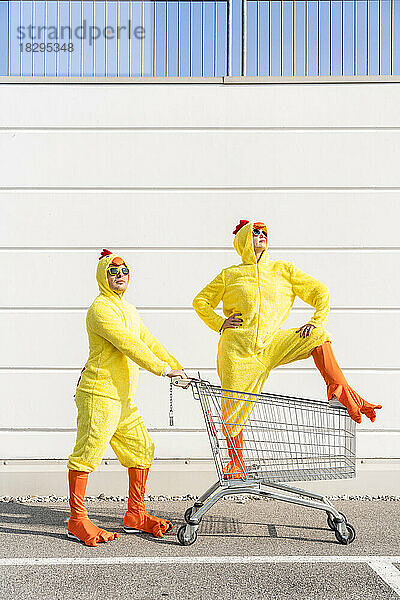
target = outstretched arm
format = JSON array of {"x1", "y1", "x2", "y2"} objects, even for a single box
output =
[
  {"x1": 88, "y1": 302, "x2": 169, "y2": 376},
  {"x1": 289, "y1": 262, "x2": 330, "y2": 328},
  {"x1": 192, "y1": 270, "x2": 226, "y2": 333},
  {"x1": 139, "y1": 319, "x2": 183, "y2": 371}
]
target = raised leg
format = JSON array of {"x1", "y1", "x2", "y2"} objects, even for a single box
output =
[{"x1": 312, "y1": 342, "x2": 382, "y2": 423}]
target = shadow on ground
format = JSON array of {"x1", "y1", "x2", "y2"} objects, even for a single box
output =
[{"x1": 0, "y1": 501, "x2": 338, "y2": 546}]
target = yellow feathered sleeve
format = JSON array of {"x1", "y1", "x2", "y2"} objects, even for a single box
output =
[
  {"x1": 192, "y1": 270, "x2": 226, "y2": 333},
  {"x1": 139, "y1": 318, "x2": 183, "y2": 371},
  {"x1": 288, "y1": 262, "x2": 330, "y2": 328},
  {"x1": 88, "y1": 301, "x2": 169, "y2": 376}
]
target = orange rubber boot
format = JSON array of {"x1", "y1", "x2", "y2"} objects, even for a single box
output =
[
  {"x1": 312, "y1": 342, "x2": 382, "y2": 424},
  {"x1": 67, "y1": 470, "x2": 119, "y2": 547},
  {"x1": 223, "y1": 431, "x2": 247, "y2": 479},
  {"x1": 123, "y1": 468, "x2": 172, "y2": 538}
]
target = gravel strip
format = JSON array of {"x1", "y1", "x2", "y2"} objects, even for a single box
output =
[{"x1": 1, "y1": 494, "x2": 399, "y2": 503}]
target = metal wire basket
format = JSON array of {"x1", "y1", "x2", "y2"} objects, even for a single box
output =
[
  {"x1": 193, "y1": 379, "x2": 356, "y2": 485},
  {"x1": 173, "y1": 376, "x2": 357, "y2": 546}
]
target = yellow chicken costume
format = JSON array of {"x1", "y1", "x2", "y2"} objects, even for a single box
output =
[
  {"x1": 193, "y1": 221, "x2": 381, "y2": 478},
  {"x1": 67, "y1": 249, "x2": 183, "y2": 546}
]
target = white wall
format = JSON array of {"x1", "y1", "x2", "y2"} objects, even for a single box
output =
[{"x1": 1, "y1": 82, "x2": 399, "y2": 467}]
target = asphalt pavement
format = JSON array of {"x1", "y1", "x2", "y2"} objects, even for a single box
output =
[{"x1": 0, "y1": 498, "x2": 399, "y2": 599}]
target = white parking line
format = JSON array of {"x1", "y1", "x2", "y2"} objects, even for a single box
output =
[
  {"x1": 1, "y1": 556, "x2": 399, "y2": 597},
  {"x1": 369, "y1": 561, "x2": 400, "y2": 597},
  {"x1": 0, "y1": 555, "x2": 399, "y2": 566}
]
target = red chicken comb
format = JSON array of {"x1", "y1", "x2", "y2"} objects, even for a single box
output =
[
  {"x1": 99, "y1": 248, "x2": 113, "y2": 260},
  {"x1": 232, "y1": 220, "x2": 249, "y2": 235}
]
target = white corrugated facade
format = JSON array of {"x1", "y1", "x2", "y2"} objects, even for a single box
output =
[{"x1": 1, "y1": 81, "x2": 399, "y2": 495}]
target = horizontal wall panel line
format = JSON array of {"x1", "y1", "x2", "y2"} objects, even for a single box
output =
[
  {"x1": 1, "y1": 247, "x2": 400, "y2": 253},
  {"x1": 4, "y1": 188, "x2": 400, "y2": 194},
  {"x1": 8, "y1": 129, "x2": 400, "y2": 136},
  {"x1": 0, "y1": 428, "x2": 203, "y2": 433},
  {"x1": 1, "y1": 307, "x2": 400, "y2": 313},
  {"x1": 1, "y1": 428, "x2": 398, "y2": 434},
  {"x1": 3, "y1": 127, "x2": 400, "y2": 133},
  {"x1": 4, "y1": 187, "x2": 400, "y2": 192},
  {"x1": 1, "y1": 367, "x2": 399, "y2": 374}
]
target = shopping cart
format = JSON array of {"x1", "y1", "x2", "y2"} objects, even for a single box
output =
[{"x1": 172, "y1": 376, "x2": 356, "y2": 546}]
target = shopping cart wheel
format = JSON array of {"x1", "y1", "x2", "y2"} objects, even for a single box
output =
[
  {"x1": 184, "y1": 507, "x2": 199, "y2": 524},
  {"x1": 334, "y1": 523, "x2": 356, "y2": 545},
  {"x1": 177, "y1": 525, "x2": 198, "y2": 546},
  {"x1": 327, "y1": 512, "x2": 347, "y2": 531}
]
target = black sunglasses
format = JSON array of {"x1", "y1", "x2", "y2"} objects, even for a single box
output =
[
  {"x1": 107, "y1": 266, "x2": 130, "y2": 276},
  {"x1": 252, "y1": 228, "x2": 267, "y2": 238}
]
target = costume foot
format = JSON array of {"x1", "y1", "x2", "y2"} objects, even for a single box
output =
[
  {"x1": 123, "y1": 511, "x2": 173, "y2": 538},
  {"x1": 67, "y1": 517, "x2": 119, "y2": 547},
  {"x1": 328, "y1": 385, "x2": 381, "y2": 424},
  {"x1": 360, "y1": 400, "x2": 382, "y2": 423},
  {"x1": 223, "y1": 461, "x2": 247, "y2": 480}
]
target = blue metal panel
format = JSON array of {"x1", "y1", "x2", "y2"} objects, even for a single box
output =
[
  {"x1": 215, "y1": 0, "x2": 227, "y2": 75},
  {"x1": 330, "y1": 1, "x2": 342, "y2": 75},
  {"x1": 394, "y1": 0, "x2": 400, "y2": 74},
  {"x1": 294, "y1": 0, "x2": 306, "y2": 75},
  {"x1": 131, "y1": 0, "x2": 142, "y2": 76},
  {"x1": 203, "y1": 1, "x2": 215, "y2": 75},
  {"x1": 178, "y1": 1, "x2": 189, "y2": 75},
  {"x1": 369, "y1": 0, "x2": 380, "y2": 74},
  {"x1": 246, "y1": 0, "x2": 257, "y2": 74},
  {"x1": 32, "y1": 0, "x2": 45, "y2": 76},
  {"x1": 45, "y1": 0, "x2": 58, "y2": 76},
  {"x1": 380, "y1": 0, "x2": 392, "y2": 74},
  {"x1": 258, "y1": 1, "x2": 270, "y2": 75},
  {"x1": 307, "y1": 1, "x2": 318, "y2": 75},
  {"x1": 70, "y1": 1, "x2": 82, "y2": 76},
  {"x1": 9, "y1": 1, "x2": 20, "y2": 76},
  {"x1": 270, "y1": 0, "x2": 281, "y2": 75},
  {"x1": 231, "y1": 0, "x2": 242, "y2": 76},
  {"x1": 167, "y1": 1, "x2": 179, "y2": 76},
  {"x1": 117, "y1": 1, "x2": 128, "y2": 76},
  {"x1": 93, "y1": 1, "x2": 106, "y2": 76},
  {"x1": 142, "y1": 0, "x2": 155, "y2": 76},
  {"x1": 105, "y1": 0, "x2": 118, "y2": 76},
  {"x1": 21, "y1": 1, "x2": 34, "y2": 75},
  {"x1": 0, "y1": 1, "x2": 9, "y2": 76},
  {"x1": 1, "y1": 0, "x2": 399, "y2": 79},
  {"x1": 342, "y1": 0, "x2": 355, "y2": 75},
  {"x1": 282, "y1": 1, "x2": 293, "y2": 76},
  {"x1": 154, "y1": 1, "x2": 166, "y2": 75},
  {"x1": 319, "y1": 0, "x2": 330, "y2": 76},
  {"x1": 191, "y1": 1, "x2": 203, "y2": 75},
  {"x1": 356, "y1": 0, "x2": 368, "y2": 75}
]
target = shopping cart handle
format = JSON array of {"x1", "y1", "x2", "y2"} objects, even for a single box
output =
[{"x1": 171, "y1": 376, "x2": 193, "y2": 388}]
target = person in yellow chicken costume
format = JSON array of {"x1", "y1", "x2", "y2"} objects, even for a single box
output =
[
  {"x1": 193, "y1": 220, "x2": 381, "y2": 479},
  {"x1": 67, "y1": 249, "x2": 186, "y2": 546}
]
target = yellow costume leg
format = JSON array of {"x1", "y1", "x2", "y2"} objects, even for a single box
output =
[
  {"x1": 217, "y1": 343, "x2": 268, "y2": 438},
  {"x1": 111, "y1": 399, "x2": 171, "y2": 537},
  {"x1": 67, "y1": 390, "x2": 121, "y2": 545},
  {"x1": 109, "y1": 398, "x2": 155, "y2": 468},
  {"x1": 217, "y1": 341, "x2": 267, "y2": 477},
  {"x1": 217, "y1": 326, "x2": 332, "y2": 440},
  {"x1": 67, "y1": 390, "x2": 122, "y2": 472},
  {"x1": 261, "y1": 325, "x2": 333, "y2": 371}
]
